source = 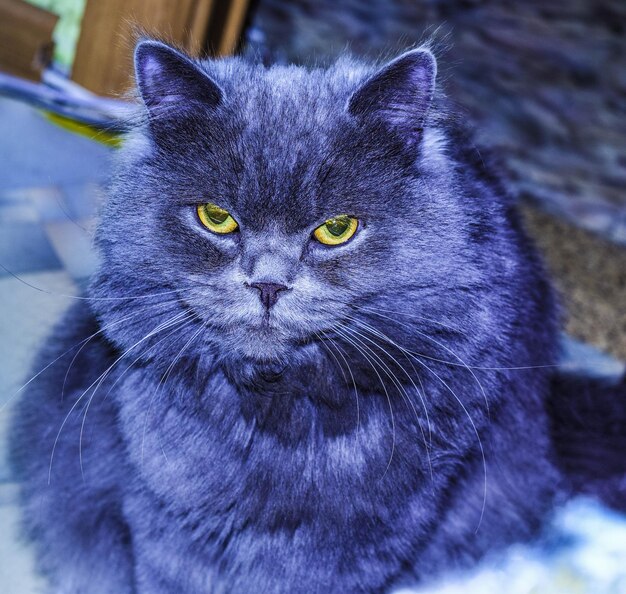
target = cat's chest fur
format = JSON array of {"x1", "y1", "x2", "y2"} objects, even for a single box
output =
[
  {"x1": 107, "y1": 360, "x2": 451, "y2": 592},
  {"x1": 117, "y1": 365, "x2": 436, "y2": 512},
  {"x1": 112, "y1": 363, "x2": 447, "y2": 580}
]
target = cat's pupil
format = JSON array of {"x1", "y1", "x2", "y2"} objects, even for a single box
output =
[
  {"x1": 326, "y1": 217, "x2": 349, "y2": 236},
  {"x1": 207, "y1": 208, "x2": 228, "y2": 225}
]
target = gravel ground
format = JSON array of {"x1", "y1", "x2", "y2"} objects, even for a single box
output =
[{"x1": 522, "y1": 204, "x2": 626, "y2": 361}]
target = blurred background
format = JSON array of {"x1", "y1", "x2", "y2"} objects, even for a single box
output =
[{"x1": 0, "y1": 1, "x2": 624, "y2": 593}]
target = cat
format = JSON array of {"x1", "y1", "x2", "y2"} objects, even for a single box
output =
[{"x1": 9, "y1": 39, "x2": 625, "y2": 594}]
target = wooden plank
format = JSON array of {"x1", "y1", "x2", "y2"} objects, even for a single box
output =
[
  {"x1": 205, "y1": 0, "x2": 251, "y2": 57},
  {"x1": 72, "y1": 0, "x2": 252, "y2": 97},
  {"x1": 185, "y1": 0, "x2": 215, "y2": 55},
  {"x1": 72, "y1": 0, "x2": 209, "y2": 97},
  {"x1": 0, "y1": 0, "x2": 58, "y2": 81},
  {"x1": 216, "y1": 0, "x2": 250, "y2": 56}
]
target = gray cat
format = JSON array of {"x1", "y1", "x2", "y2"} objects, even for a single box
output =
[{"x1": 10, "y1": 40, "x2": 625, "y2": 594}]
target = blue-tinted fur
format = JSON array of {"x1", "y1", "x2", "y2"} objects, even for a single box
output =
[{"x1": 11, "y1": 41, "x2": 569, "y2": 593}]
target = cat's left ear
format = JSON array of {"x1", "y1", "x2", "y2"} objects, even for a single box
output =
[
  {"x1": 347, "y1": 49, "x2": 436, "y2": 140},
  {"x1": 134, "y1": 40, "x2": 223, "y2": 118}
]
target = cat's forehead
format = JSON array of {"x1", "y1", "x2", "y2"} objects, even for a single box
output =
[
  {"x1": 210, "y1": 59, "x2": 366, "y2": 133},
  {"x1": 151, "y1": 58, "x2": 412, "y2": 227},
  {"x1": 201, "y1": 62, "x2": 370, "y2": 222}
]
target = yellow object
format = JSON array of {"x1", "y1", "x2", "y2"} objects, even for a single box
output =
[
  {"x1": 313, "y1": 215, "x2": 358, "y2": 246},
  {"x1": 42, "y1": 111, "x2": 123, "y2": 148},
  {"x1": 197, "y1": 203, "x2": 239, "y2": 234}
]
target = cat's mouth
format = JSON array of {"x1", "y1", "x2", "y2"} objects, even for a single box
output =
[
  {"x1": 226, "y1": 314, "x2": 322, "y2": 364},
  {"x1": 203, "y1": 298, "x2": 325, "y2": 362},
  {"x1": 230, "y1": 320, "x2": 295, "y2": 361},
  {"x1": 246, "y1": 313, "x2": 282, "y2": 332}
]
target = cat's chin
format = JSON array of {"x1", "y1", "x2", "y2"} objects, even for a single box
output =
[
  {"x1": 221, "y1": 340, "x2": 323, "y2": 392},
  {"x1": 224, "y1": 332, "x2": 295, "y2": 365},
  {"x1": 223, "y1": 318, "x2": 305, "y2": 362},
  {"x1": 222, "y1": 331, "x2": 316, "y2": 367},
  {"x1": 235, "y1": 343, "x2": 291, "y2": 363}
]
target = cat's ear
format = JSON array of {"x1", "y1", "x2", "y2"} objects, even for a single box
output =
[
  {"x1": 134, "y1": 40, "x2": 223, "y2": 118},
  {"x1": 347, "y1": 49, "x2": 436, "y2": 139}
]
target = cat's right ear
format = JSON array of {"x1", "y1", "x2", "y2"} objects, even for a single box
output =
[
  {"x1": 134, "y1": 40, "x2": 223, "y2": 119},
  {"x1": 347, "y1": 49, "x2": 436, "y2": 143}
]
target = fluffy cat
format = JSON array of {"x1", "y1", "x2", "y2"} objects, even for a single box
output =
[{"x1": 10, "y1": 40, "x2": 625, "y2": 593}]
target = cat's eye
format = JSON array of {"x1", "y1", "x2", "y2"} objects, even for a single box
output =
[
  {"x1": 197, "y1": 202, "x2": 239, "y2": 234},
  {"x1": 313, "y1": 215, "x2": 358, "y2": 246}
]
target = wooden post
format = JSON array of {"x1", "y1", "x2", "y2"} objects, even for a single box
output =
[
  {"x1": 71, "y1": 0, "x2": 251, "y2": 97},
  {"x1": 206, "y1": 0, "x2": 251, "y2": 56}
]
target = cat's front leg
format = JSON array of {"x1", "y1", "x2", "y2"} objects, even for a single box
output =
[
  {"x1": 40, "y1": 515, "x2": 135, "y2": 594},
  {"x1": 11, "y1": 374, "x2": 137, "y2": 592},
  {"x1": 23, "y1": 471, "x2": 137, "y2": 594}
]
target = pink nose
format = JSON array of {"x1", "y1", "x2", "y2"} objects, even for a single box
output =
[{"x1": 249, "y1": 282, "x2": 289, "y2": 309}]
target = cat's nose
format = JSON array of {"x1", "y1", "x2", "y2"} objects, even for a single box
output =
[{"x1": 248, "y1": 282, "x2": 289, "y2": 310}]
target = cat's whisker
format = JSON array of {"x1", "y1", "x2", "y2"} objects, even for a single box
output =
[
  {"x1": 355, "y1": 303, "x2": 561, "y2": 371},
  {"x1": 337, "y1": 313, "x2": 487, "y2": 526},
  {"x1": 338, "y1": 322, "x2": 433, "y2": 482},
  {"x1": 1, "y1": 338, "x2": 92, "y2": 414},
  {"x1": 100, "y1": 314, "x2": 198, "y2": 405},
  {"x1": 331, "y1": 326, "x2": 397, "y2": 478},
  {"x1": 343, "y1": 315, "x2": 433, "y2": 447},
  {"x1": 344, "y1": 315, "x2": 487, "y2": 502},
  {"x1": 1, "y1": 302, "x2": 178, "y2": 413},
  {"x1": 140, "y1": 320, "x2": 208, "y2": 468},
  {"x1": 61, "y1": 299, "x2": 185, "y2": 402},
  {"x1": 78, "y1": 313, "x2": 198, "y2": 470},
  {"x1": 313, "y1": 331, "x2": 347, "y2": 382},
  {"x1": 77, "y1": 310, "x2": 193, "y2": 479},
  {"x1": 358, "y1": 306, "x2": 491, "y2": 416},
  {"x1": 404, "y1": 353, "x2": 488, "y2": 533},
  {"x1": 315, "y1": 331, "x2": 361, "y2": 437},
  {"x1": 0, "y1": 262, "x2": 183, "y2": 302},
  {"x1": 342, "y1": 318, "x2": 436, "y2": 484},
  {"x1": 47, "y1": 310, "x2": 191, "y2": 483}
]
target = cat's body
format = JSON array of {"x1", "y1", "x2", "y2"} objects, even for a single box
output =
[
  {"x1": 12, "y1": 294, "x2": 559, "y2": 593},
  {"x1": 10, "y1": 41, "x2": 621, "y2": 593}
]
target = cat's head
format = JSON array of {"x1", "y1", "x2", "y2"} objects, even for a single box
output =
[{"x1": 92, "y1": 40, "x2": 495, "y2": 377}]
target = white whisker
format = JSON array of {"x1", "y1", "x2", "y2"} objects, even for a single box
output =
[
  {"x1": 332, "y1": 326, "x2": 397, "y2": 478},
  {"x1": 341, "y1": 311, "x2": 487, "y2": 529},
  {"x1": 359, "y1": 306, "x2": 490, "y2": 417},
  {"x1": 140, "y1": 321, "x2": 208, "y2": 467},
  {"x1": 316, "y1": 330, "x2": 361, "y2": 437},
  {"x1": 47, "y1": 310, "x2": 191, "y2": 483},
  {"x1": 339, "y1": 322, "x2": 433, "y2": 482}
]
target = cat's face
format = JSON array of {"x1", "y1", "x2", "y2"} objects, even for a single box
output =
[{"x1": 94, "y1": 42, "x2": 470, "y2": 368}]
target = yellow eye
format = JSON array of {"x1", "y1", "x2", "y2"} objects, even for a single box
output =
[
  {"x1": 313, "y1": 215, "x2": 358, "y2": 246},
  {"x1": 197, "y1": 202, "x2": 239, "y2": 234}
]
